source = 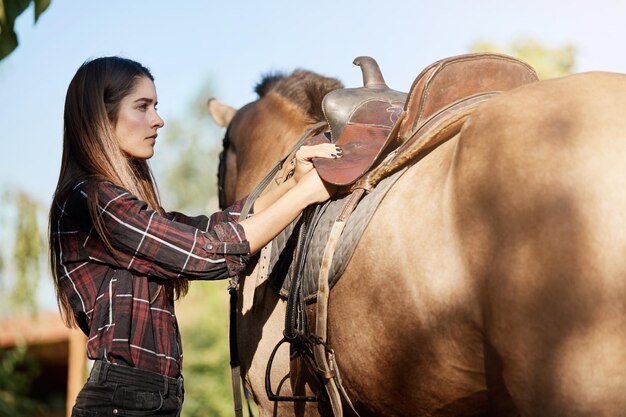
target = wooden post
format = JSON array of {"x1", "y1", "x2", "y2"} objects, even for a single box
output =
[{"x1": 66, "y1": 330, "x2": 87, "y2": 417}]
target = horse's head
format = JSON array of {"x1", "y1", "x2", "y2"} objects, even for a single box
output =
[{"x1": 208, "y1": 70, "x2": 343, "y2": 208}]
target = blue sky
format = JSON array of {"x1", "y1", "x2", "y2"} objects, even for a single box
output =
[{"x1": 1, "y1": 0, "x2": 626, "y2": 203}]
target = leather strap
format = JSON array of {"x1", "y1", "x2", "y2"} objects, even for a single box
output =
[
  {"x1": 313, "y1": 188, "x2": 365, "y2": 417},
  {"x1": 314, "y1": 217, "x2": 350, "y2": 417},
  {"x1": 229, "y1": 281, "x2": 244, "y2": 417}
]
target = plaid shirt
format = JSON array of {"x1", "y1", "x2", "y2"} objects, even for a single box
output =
[{"x1": 52, "y1": 180, "x2": 251, "y2": 378}]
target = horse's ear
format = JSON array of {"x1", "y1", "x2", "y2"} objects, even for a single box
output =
[{"x1": 207, "y1": 98, "x2": 237, "y2": 127}]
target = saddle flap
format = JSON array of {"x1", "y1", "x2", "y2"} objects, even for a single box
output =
[
  {"x1": 315, "y1": 57, "x2": 406, "y2": 186},
  {"x1": 399, "y1": 53, "x2": 539, "y2": 141},
  {"x1": 315, "y1": 98, "x2": 403, "y2": 186},
  {"x1": 314, "y1": 123, "x2": 391, "y2": 186}
]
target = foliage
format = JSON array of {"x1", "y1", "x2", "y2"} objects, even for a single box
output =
[
  {"x1": 470, "y1": 38, "x2": 576, "y2": 79},
  {"x1": 0, "y1": 189, "x2": 44, "y2": 316},
  {"x1": 11, "y1": 191, "x2": 42, "y2": 313},
  {"x1": 177, "y1": 283, "x2": 234, "y2": 417},
  {"x1": 0, "y1": 190, "x2": 7, "y2": 299},
  {"x1": 0, "y1": 342, "x2": 45, "y2": 417},
  {"x1": 0, "y1": 189, "x2": 47, "y2": 417},
  {"x1": 0, "y1": 0, "x2": 51, "y2": 60}
]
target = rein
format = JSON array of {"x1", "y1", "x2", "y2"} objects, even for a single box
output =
[{"x1": 217, "y1": 125, "x2": 231, "y2": 210}]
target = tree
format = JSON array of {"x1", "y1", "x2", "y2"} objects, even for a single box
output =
[
  {"x1": 0, "y1": 188, "x2": 43, "y2": 316},
  {"x1": 0, "y1": 0, "x2": 51, "y2": 60},
  {"x1": 0, "y1": 189, "x2": 47, "y2": 416},
  {"x1": 0, "y1": 342, "x2": 44, "y2": 417},
  {"x1": 470, "y1": 38, "x2": 577, "y2": 79}
]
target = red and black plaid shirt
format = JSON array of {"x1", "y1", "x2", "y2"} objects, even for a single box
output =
[{"x1": 52, "y1": 180, "x2": 251, "y2": 378}]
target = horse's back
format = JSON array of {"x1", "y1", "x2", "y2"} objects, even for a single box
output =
[
  {"x1": 451, "y1": 71, "x2": 626, "y2": 416},
  {"x1": 330, "y1": 72, "x2": 626, "y2": 417},
  {"x1": 227, "y1": 69, "x2": 626, "y2": 417},
  {"x1": 328, "y1": 134, "x2": 490, "y2": 416}
]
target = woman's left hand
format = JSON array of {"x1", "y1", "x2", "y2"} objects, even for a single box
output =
[{"x1": 292, "y1": 143, "x2": 342, "y2": 182}]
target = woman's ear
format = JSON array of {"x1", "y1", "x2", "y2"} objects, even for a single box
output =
[{"x1": 207, "y1": 98, "x2": 236, "y2": 127}]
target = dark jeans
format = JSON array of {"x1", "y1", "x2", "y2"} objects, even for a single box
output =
[{"x1": 71, "y1": 360, "x2": 184, "y2": 417}]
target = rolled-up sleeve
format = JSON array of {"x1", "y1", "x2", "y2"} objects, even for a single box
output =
[{"x1": 205, "y1": 221, "x2": 250, "y2": 275}]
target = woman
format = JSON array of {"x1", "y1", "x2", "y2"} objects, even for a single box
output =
[{"x1": 49, "y1": 56, "x2": 341, "y2": 416}]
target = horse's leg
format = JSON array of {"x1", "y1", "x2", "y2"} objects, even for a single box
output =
[
  {"x1": 328, "y1": 136, "x2": 495, "y2": 417},
  {"x1": 453, "y1": 73, "x2": 626, "y2": 416}
]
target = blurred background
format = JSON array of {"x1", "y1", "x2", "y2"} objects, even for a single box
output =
[{"x1": 1, "y1": 0, "x2": 624, "y2": 416}]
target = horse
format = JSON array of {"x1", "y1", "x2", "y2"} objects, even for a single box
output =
[{"x1": 207, "y1": 58, "x2": 626, "y2": 417}]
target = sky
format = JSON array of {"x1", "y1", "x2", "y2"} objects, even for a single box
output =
[{"x1": 2, "y1": 0, "x2": 626, "y2": 205}]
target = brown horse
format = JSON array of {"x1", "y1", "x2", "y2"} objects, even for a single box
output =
[{"x1": 208, "y1": 64, "x2": 626, "y2": 417}]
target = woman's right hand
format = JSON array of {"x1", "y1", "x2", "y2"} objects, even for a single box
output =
[
  {"x1": 241, "y1": 163, "x2": 337, "y2": 254},
  {"x1": 292, "y1": 143, "x2": 342, "y2": 183}
]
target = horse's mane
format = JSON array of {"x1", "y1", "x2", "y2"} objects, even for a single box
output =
[{"x1": 255, "y1": 70, "x2": 343, "y2": 122}]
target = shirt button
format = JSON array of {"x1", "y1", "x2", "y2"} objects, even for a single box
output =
[{"x1": 204, "y1": 244, "x2": 213, "y2": 250}]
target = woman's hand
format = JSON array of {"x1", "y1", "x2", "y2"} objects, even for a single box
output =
[
  {"x1": 252, "y1": 143, "x2": 340, "y2": 215},
  {"x1": 292, "y1": 143, "x2": 342, "y2": 183},
  {"x1": 295, "y1": 169, "x2": 337, "y2": 205},
  {"x1": 242, "y1": 161, "x2": 337, "y2": 254}
]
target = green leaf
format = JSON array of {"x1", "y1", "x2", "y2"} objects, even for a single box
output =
[
  {"x1": 0, "y1": 27, "x2": 17, "y2": 60},
  {"x1": 0, "y1": 0, "x2": 51, "y2": 60},
  {"x1": 33, "y1": 0, "x2": 49, "y2": 21},
  {"x1": 469, "y1": 37, "x2": 577, "y2": 80}
]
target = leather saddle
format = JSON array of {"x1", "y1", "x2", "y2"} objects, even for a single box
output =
[
  {"x1": 312, "y1": 56, "x2": 406, "y2": 186},
  {"x1": 313, "y1": 53, "x2": 539, "y2": 187}
]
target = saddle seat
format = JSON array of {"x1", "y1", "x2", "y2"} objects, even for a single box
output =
[{"x1": 313, "y1": 53, "x2": 539, "y2": 188}]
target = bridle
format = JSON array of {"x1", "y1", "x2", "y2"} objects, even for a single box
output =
[{"x1": 217, "y1": 126, "x2": 231, "y2": 210}]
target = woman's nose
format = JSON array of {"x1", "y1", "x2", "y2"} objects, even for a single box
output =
[{"x1": 153, "y1": 111, "x2": 165, "y2": 128}]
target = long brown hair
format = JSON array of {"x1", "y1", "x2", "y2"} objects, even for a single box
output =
[{"x1": 49, "y1": 57, "x2": 188, "y2": 327}]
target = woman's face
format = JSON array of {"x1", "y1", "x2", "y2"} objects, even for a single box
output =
[{"x1": 113, "y1": 76, "x2": 164, "y2": 159}]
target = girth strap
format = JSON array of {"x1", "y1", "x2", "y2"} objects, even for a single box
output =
[{"x1": 312, "y1": 190, "x2": 362, "y2": 417}]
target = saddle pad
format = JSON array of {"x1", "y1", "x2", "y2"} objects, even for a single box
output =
[{"x1": 267, "y1": 169, "x2": 405, "y2": 301}]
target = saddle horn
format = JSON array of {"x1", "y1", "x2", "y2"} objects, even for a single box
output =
[
  {"x1": 321, "y1": 56, "x2": 406, "y2": 142},
  {"x1": 353, "y1": 56, "x2": 387, "y2": 88},
  {"x1": 314, "y1": 57, "x2": 408, "y2": 185}
]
